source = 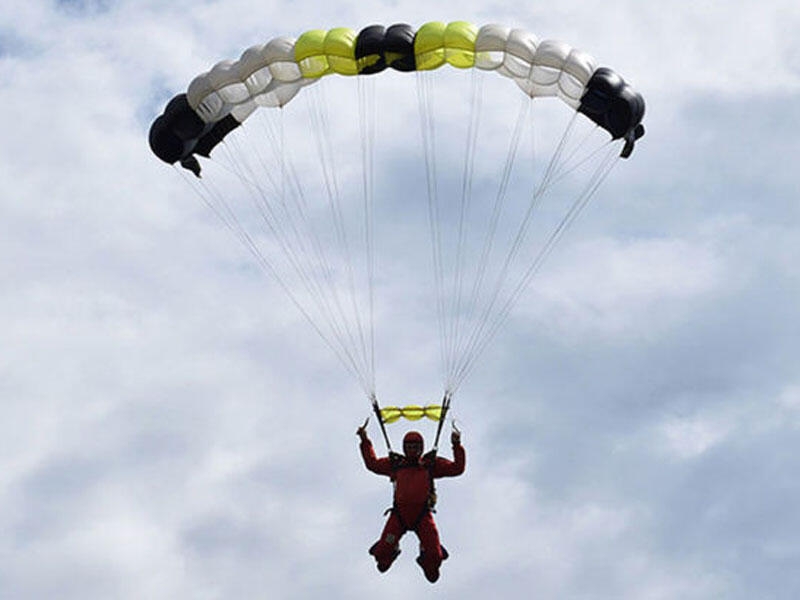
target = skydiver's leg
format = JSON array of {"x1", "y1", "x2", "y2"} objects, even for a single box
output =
[
  {"x1": 414, "y1": 512, "x2": 444, "y2": 583},
  {"x1": 368, "y1": 511, "x2": 405, "y2": 573}
]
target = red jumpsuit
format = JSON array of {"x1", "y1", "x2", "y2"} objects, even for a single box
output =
[{"x1": 360, "y1": 436, "x2": 466, "y2": 581}]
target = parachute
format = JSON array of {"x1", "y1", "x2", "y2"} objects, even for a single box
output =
[{"x1": 149, "y1": 22, "x2": 645, "y2": 448}]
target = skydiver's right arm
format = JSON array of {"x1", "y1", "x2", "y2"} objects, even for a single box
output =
[{"x1": 359, "y1": 437, "x2": 393, "y2": 475}]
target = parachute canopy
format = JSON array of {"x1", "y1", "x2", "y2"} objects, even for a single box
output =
[
  {"x1": 147, "y1": 22, "x2": 646, "y2": 429},
  {"x1": 149, "y1": 21, "x2": 645, "y2": 177}
]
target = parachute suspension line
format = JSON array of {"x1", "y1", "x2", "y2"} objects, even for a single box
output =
[
  {"x1": 273, "y1": 112, "x2": 369, "y2": 384},
  {"x1": 540, "y1": 133, "x2": 616, "y2": 192},
  {"x1": 267, "y1": 122, "x2": 377, "y2": 395},
  {"x1": 535, "y1": 146, "x2": 621, "y2": 268},
  {"x1": 416, "y1": 70, "x2": 448, "y2": 385},
  {"x1": 215, "y1": 112, "x2": 376, "y2": 396},
  {"x1": 214, "y1": 129, "x2": 333, "y2": 337},
  {"x1": 449, "y1": 145, "x2": 622, "y2": 392},
  {"x1": 306, "y1": 84, "x2": 374, "y2": 393},
  {"x1": 518, "y1": 122, "x2": 611, "y2": 199},
  {"x1": 449, "y1": 109, "x2": 580, "y2": 384},
  {"x1": 446, "y1": 95, "x2": 530, "y2": 389},
  {"x1": 504, "y1": 111, "x2": 582, "y2": 274},
  {"x1": 304, "y1": 86, "x2": 366, "y2": 374},
  {"x1": 175, "y1": 165, "x2": 373, "y2": 397},
  {"x1": 321, "y1": 83, "x2": 375, "y2": 395},
  {"x1": 175, "y1": 164, "x2": 252, "y2": 252},
  {"x1": 358, "y1": 76, "x2": 378, "y2": 395},
  {"x1": 445, "y1": 68, "x2": 484, "y2": 392},
  {"x1": 220, "y1": 133, "x2": 324, "y2": 302},
  {"x1": 273, "y1": 113, "x2": 377, "y2": 388},
  {"x1": 552, "y1": 124, "x2": 605, "y2": 180},
  {"x1": 219, "y1": 121, "x2": 371, "y2": 392},
  {"x1": 280, "y1": 112, "x2": 379, "y2": 393}
]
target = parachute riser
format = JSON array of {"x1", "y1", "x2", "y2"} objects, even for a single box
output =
[
  {"x1": 367, "y1": 392, "x2": 453, "y2": 454},
  {"x1": 370, "y1": 395, "x2": 394, "y2": 452},
  {"x1": 431, "y1": 391, "x2": 453, "y2": 453}
]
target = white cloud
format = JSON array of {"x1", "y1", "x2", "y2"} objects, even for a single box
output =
[
  {"x1": 521, "y1": 236, "x2": 727, "y2": 338},
  {"x1": 2, "y1": 1, "x2": 800, "y2": 598},
  {"x1": 657, "y1": 414, "x2": 733, "y2": 459},
  {"x1": 777, "y1": 384, "x2": 800, "y2": 413}
]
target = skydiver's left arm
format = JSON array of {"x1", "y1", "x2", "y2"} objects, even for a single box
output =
[{"x1": 433, "y1": 431, "x2": 466, "y2": 478}]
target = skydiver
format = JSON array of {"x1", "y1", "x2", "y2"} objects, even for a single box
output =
[{"x1": 357, "y1": 423, "x2": 466, "y2": 583}]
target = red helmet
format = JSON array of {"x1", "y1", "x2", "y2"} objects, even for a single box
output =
[
  {"x1": 403, "y1": 431, "x2": 424, "y2": 457},
  {"x1": 403, "y1": 431, "x2": 424, "y2": 446}
]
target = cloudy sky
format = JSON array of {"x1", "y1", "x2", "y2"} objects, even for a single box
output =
[{"x1": 2, "y1": 1, "x2": 799, "y2": 598}]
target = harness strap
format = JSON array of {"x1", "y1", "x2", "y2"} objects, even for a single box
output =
[
  {"x1": 383, "y1": 459, "x2": 438, "y2": 532},
  {"x1": 383, "y1": 505, "x2": 432, "y2": 532}
]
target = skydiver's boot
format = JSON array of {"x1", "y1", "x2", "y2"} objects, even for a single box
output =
[
  {"x1": 376, "y1": 549, "x2": 400, "y2": 573},
  {"x1": 416, "y1": 552, "x2": 441, "y2": 583},
  {"x1": 369, "y1": 542, "x2": 400, "y2": 573}
]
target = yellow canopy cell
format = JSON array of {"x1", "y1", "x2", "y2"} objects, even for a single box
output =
[
  {"x1": 295, "y1": 29, "x2": 330, "y2": 78},
  {"x1": 325, "y1": 28, "x2": 359, "y2": 75},
  {"x1": 414, "y1": 21, "x2": 448, "y2": 71},
  {"x1": 444, "y1": 21, "x2": 478, "y2": 68}
]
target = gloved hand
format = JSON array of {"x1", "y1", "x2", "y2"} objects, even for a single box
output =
[
  {"x1": 356, "y1": 418, "x2": 369, "y2": 441},
  {"x1": 451, "y1": 429, "x2": 461, "y2": 446}
]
